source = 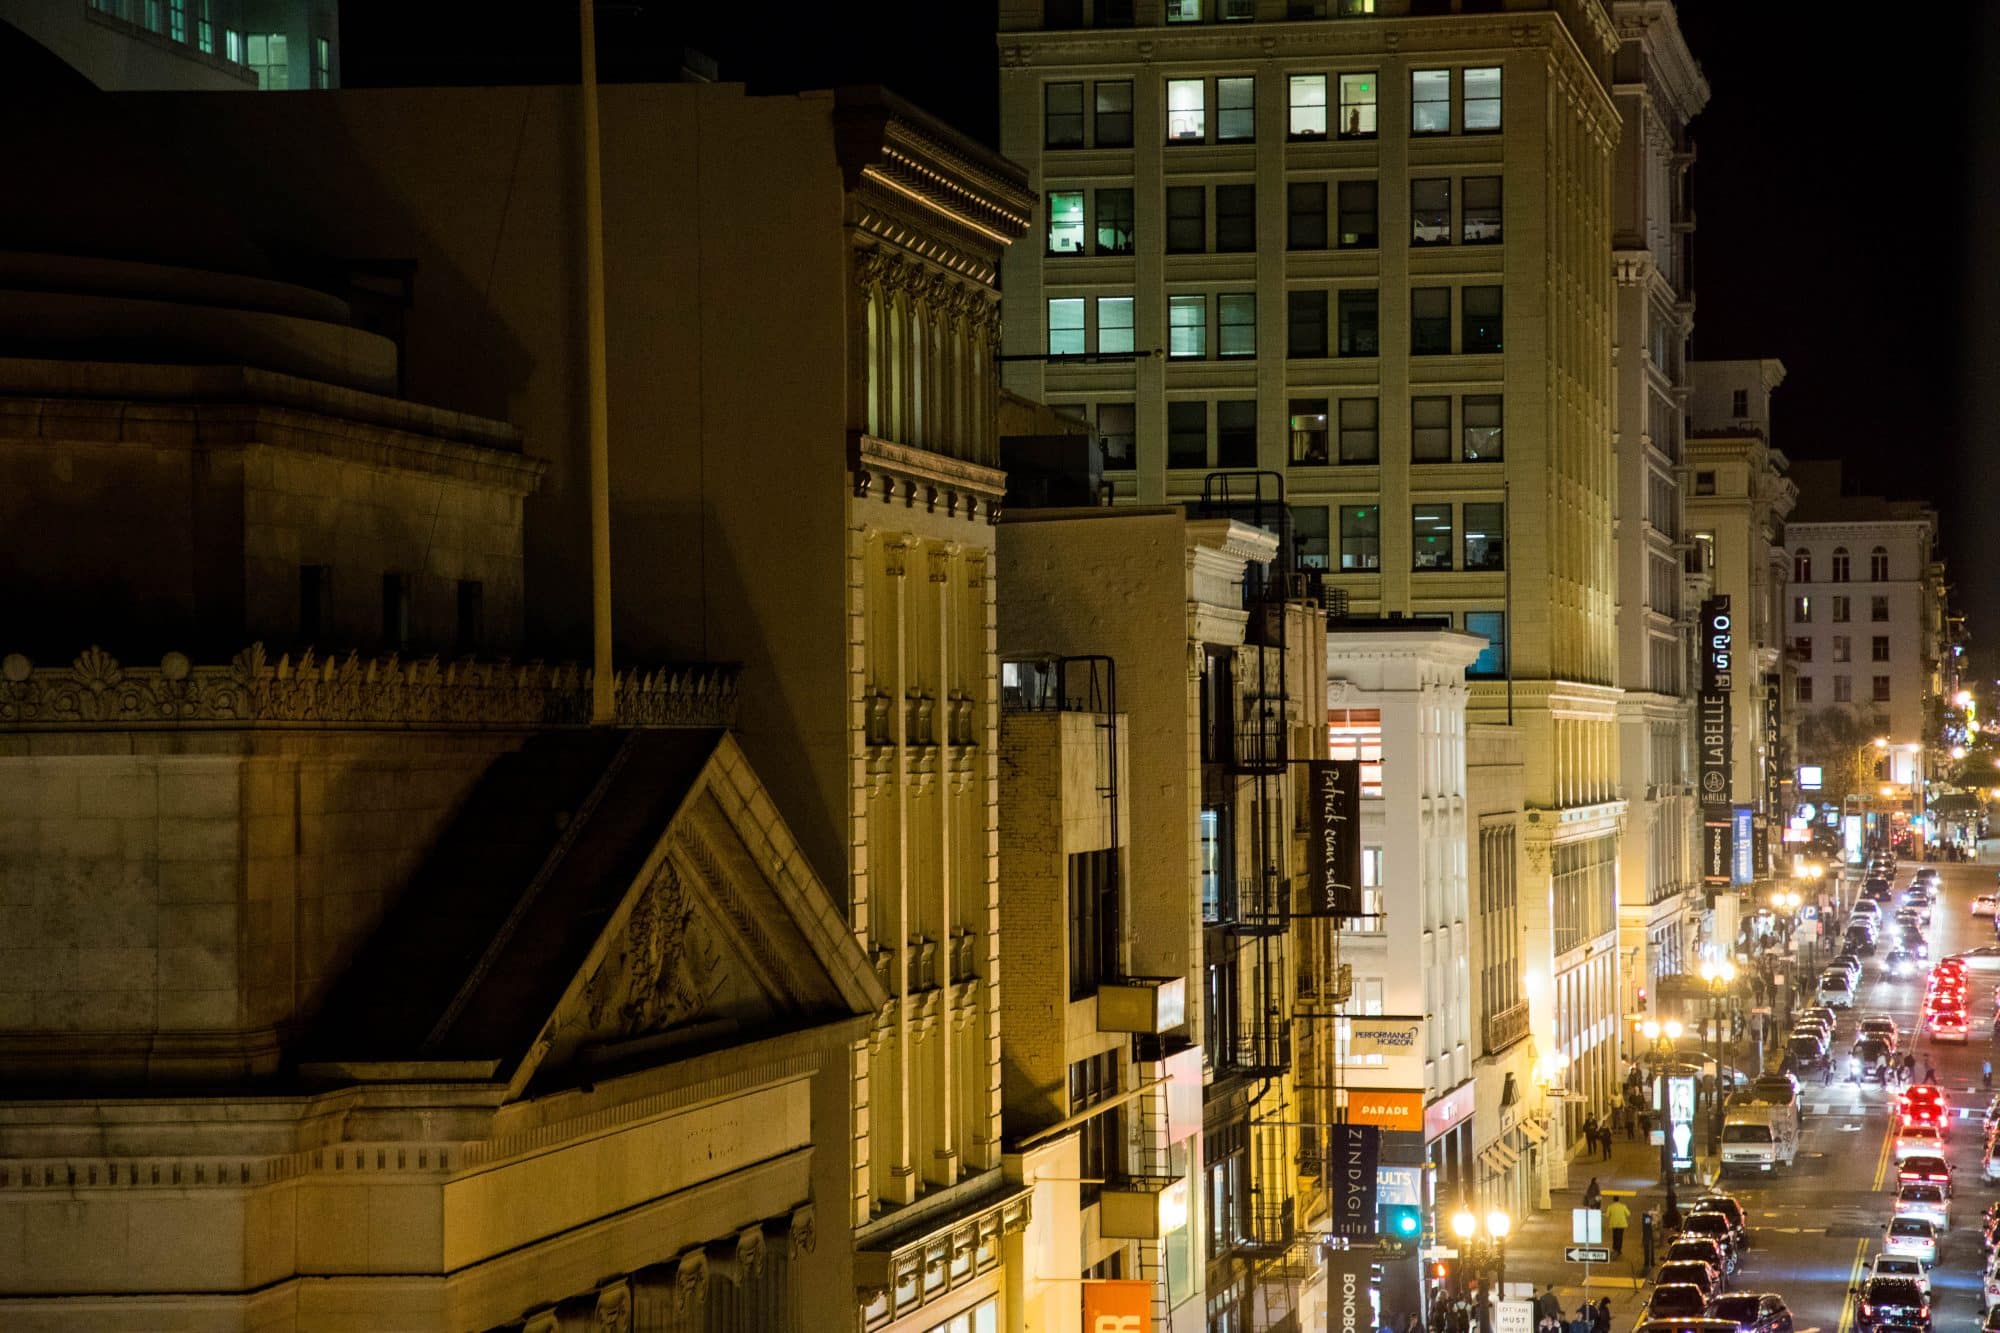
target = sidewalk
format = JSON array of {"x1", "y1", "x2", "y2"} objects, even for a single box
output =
[{"x1": 1501, "y1": 1130, "x2": 1686, "y2": 1322}]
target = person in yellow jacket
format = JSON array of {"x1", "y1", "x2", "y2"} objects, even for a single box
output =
[{"x1": 1604, "y1": 1197, "x2": 1631, "y2": 1256}]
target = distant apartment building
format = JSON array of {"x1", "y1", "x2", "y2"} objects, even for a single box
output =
[
  {"x1": 0, "y1": 0, "x2": 337, "y2": 90},
  {"x1": 995, "y1": 0, "x2": 1629, "y2": 1182},
  {"x1": 1784, "y1": 460, "x2": 1943, "y2": 795},
  {"x1": 1685, "y1": 359, "x2": 1795, "y2": 910},
  {"x1": 1608, "y1": 0, "x2": 1706, "y2": 1018}
]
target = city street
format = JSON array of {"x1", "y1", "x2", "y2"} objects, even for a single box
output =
[{"x1": 1507, "y1": 861, "x2": 1998, "y2": 1331}]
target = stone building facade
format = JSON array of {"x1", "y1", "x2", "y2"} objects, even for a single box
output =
[{"x1": 0, "y1": 73, "x2": 1054, "y2": 1333}]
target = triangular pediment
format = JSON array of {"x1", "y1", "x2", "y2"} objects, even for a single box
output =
[
  {"x1": 303, "y1": 730, "x2": 882, "y2": 1091},
  {"x1": 526, "y1": 776, "x2": 881, "y2": 1090}
]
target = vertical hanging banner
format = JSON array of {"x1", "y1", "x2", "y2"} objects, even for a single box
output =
[
  {"x1": 1702, "y1": 807, "x2": 1733, "y2": 886},
  {"x1": 1698, "y1": 596, "x2": 1734, "y2": 807},
  {"x1": 1762, "y1": 671, "x2": 1782, "y2": 815},
  {"x1": 1329, "y1": 1122, "x2": 1382, "y2": 1238},
  {"x1": 1325, "y1": 1247, "x2": 1377, "y2": 1333},
  {"x1": 1731, "y1": 805, "x2": 1755, "y2": 885},
  {"x1": 1303, "y1": 759, "x2": 1362, "y2": 917}
]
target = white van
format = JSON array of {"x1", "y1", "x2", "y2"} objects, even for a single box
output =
[{"x1": 1722, "y1": 1102, "x2": 1800, "y2": 1174}]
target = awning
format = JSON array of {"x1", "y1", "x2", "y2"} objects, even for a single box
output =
[
  {"x1": 1477, "y1": 1141, "x2": 1520, "y2": 1175},
  {"x1": 1517, "y1": 1117, "x2": 1549, "y2": 1146}
]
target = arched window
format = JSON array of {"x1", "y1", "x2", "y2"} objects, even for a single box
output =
[
  {"x1": 1870, "y1": 546, "x2": 1889, "y2": 581},
  {"x1": 1830, "y1": 546, "x2": 1850, "y2": 583},
  {"x1": 1792, "y1": 547, "x2": 1811, "y2": 583}
]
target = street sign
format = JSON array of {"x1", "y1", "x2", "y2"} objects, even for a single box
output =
[
  {"x1": 1419, "y1": 1245, "x2": 1459, "y2": 1260},
  {"x1": 1565, "y1": 1246, "x2": 1611, "y2": 1264},
  {"x1": 1571, "y1": 1208, "x2": 1603, "y2": 1244},
  {"x1": 1495, "y1": 1301, "x2": 1534, "y2": 1333}
]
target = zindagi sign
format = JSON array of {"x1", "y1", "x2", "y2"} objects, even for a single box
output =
[
  {"x1": 1303, "y1": 760, "x2": 1361, "y2": 918},
  {"x1": 1698, "y1": 596, "x2": 1733, "y2": 806},
  {"x1": 1329, "y1": 1123, "x2": 1381, "y2": 1238}
]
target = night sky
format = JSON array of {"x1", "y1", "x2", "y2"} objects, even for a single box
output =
[{"x1": 342, "y1": 0, "x2": 2000, "y2": 669}]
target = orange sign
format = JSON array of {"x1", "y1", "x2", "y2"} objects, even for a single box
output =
[
  {"x1": 1347, "y1": 1089, "x2": 1424, "y2": 1132},
  {"x1": 1083, "y1": 1278, "x2": 1152, "y2": 1333}
]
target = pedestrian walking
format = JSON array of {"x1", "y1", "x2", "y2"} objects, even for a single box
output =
[
  {"x1": 1581, "y1": 1114, "x2": 1599, "y2": 1158},
  {"x1": 1605, "y1": 1196, "x2": 1631, "y2": 1256},
  {"x1": 1601, "y1": 1123, "x2": 1613, "y2": 1161},
  {"x1": 1592, "y1": 1297, "x2": 1612, "y2": 1332},
  {"x1": 1534, "y1": 1284, "x2": 1562, "y2": 1329},
  {"x1": 1902, "y1": 1053, "x2": 1916, "y2": 1085},
  {"x1": 1663, "y1": 1183, "x2": 1681, "y2": 1235},
  {"x1": 1582, "y1": 1175, "x2": 1602, "y2": 1209},
  {"x1": 1925, "y1": 1059, "x2": 1938, "y2": 1086}
]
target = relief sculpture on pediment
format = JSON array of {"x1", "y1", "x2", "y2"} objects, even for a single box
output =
[{"x1": 579, "y1": 857, "x2": 718, "y2": 1041}]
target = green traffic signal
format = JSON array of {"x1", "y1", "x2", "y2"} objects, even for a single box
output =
[{"x1": 1379, "y1": 1203, "x2": 1422, "y2": 1238}]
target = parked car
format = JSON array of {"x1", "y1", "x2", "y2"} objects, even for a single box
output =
[
  {"x1": 1895, "y1": 1125, "x2": 1947, "y2": 1161},
  {"x1": 1897, "y1": 1154, "x2": 1952, "y2": 1197},
  {"x1": 1690, "y1": 1195, "x2": 1749, "y2": 1249},
  {"x1": 1853, "y1": 1037, "x2": 1895, "y2": 1082},
  {"x1": 1680, "y1": 1211, "x2": 1740, "y2": 1266},
  {"x1": 1855, "y1": 1275, "x2": 1931, "y2": 1331},
  {"x1": 1668, "y1": 1236, "x2": 1732, "y2": 1277},
  {"x1": 1657, "y1": 1260, "x2": 1720, "y2": 1298},
  {"x1": 1646, "y1": 1285, "x2": 1713, "y2": 1321},
  {"x1": 1705, "y1": 1292, "x2": 1794, "y2": 1333},
  {"x1": 1869, "y1": 1253, "x2": 1931, "y2": 1296},
  {"x1": 1894, "y1": 1181, "x2": 1950, "y2": 1229},
  {"x1": 1820, "y1": 970, "x2": 1858, "y2": 1008},
  {"x1": 1884, "y1": 1216, "x2": 1940, "y2": 1263}
]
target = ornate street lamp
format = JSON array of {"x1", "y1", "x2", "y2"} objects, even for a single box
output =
[
  {"x1": 1641, "y1": 1020, "x2": 1683, "y2": 1182},
  {"x1": 1450, "y1": 1204, "x2": 1512, "y2": 1304},
  {"x1": 1697, "y1": 959, "x2": 1737, "y2": 1155}
]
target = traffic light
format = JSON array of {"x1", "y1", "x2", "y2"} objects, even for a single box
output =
[{"x1": 1379, "y1": 1203, "x2": 1422, "y2": 1240}]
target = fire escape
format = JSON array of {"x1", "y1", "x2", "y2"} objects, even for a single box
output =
[{"x1": 1197, "y1": 471, "x2": 1320, "y2": 1330}]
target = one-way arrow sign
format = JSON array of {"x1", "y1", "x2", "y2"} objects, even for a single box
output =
[{"x1": 1564, "y1": 1246, "x2": 1610, "y2": 1264}]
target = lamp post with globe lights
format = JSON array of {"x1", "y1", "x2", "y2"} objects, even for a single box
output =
[
  {"x1": 1698, "y1": 959, "x2": 1737, "y2": 1156},
  {"x1": 1450, "y1": 1204, "x2": 1512, "y2": 1312},
  {"x1": 1641, "y1": 1019, "x2": 1682, "y2": 1182}
]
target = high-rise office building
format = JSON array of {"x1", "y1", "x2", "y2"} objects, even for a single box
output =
[
  {"x1": 0, "y1": 1, "x2": 337, "y2": 92},
  {"x1": 1607, "y1": 0, "x2": 1707, "y2": 1027},
  {"x1": 998, "y1": 0, "x2": 1629, "y2": 1178}
]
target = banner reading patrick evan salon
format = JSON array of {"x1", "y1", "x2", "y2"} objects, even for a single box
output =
[{"x1": 1301, "y1": 759, "x2": 1361, "y2": 917}]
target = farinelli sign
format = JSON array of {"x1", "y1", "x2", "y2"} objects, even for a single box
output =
[
  {"x1": 1328, "y1": 1123, "x2": 1380, "y2": 1238},
  {"x1": 1698, "y1": 595, "x2": 1733, "y2": 805},
  {"x1": 1303, "y1": 759, "x2": 1362, "y2": 917}
]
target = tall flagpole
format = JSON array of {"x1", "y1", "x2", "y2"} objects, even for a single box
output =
[{"x1": 581, "y1": 0, "x2": 615, "y2": 724}]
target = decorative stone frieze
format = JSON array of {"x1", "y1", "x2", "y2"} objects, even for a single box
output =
[{"x1": 0, "y1": 643, "x2": 739, "y2": 731}]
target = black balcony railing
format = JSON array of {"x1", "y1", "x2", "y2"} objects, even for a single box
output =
[
  {"x1": 1220, "y1": 1022, "x2": 1292, "y2": 1078},
  {"x1": 1242, "y1": 1196, "x2": 1297, "y2": 1254}
]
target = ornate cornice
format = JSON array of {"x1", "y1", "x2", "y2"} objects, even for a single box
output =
[
  {"x1": 851, "y1": 432, "x2": 1007, "y2": 525},
  {"x1": 0, "y1": 644, "x2": 738, "y2": 732}
]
